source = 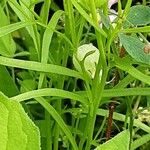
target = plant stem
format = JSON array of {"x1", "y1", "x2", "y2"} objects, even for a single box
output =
[{"x1": 83, "y1": 1, "x2": 108, "y2": 149}]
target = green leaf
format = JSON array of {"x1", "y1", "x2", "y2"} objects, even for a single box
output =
[
  {"x1": 8, "y1": 0, "x2": 40, "y2": 60},
  {"x1": 0, "y1": 21, "x2": 34, "y2": 37},
  {"x1": 95, "y1": 130, "x2": 130, "y2": 150},
  {"x1": 0, "y1": 56, "x2": 83, "y2": 79},
  {"x1": 20, "y1": 79, "x2": 37, "y2": 93},
  {"x1": 97, "y1": 109, "x2": 150, "y2": 133},
  {"x1": 71, "y1": 0, "x2": 107, "y2": 37},
  {"x1": 115, "y1": 57, "x2": 150, "y2": 85},
  {"x1": 34, "y1": 97, "x2": 79, "y2": 150},
  {"x1": 39, "y1": 10, "x2": 64, "y2": 88},
  {"x1": 0, "y1": 65, "x2": 19, "y2": 97},
  {"x1": 131, "y1": 133, "x2": 150, "y2": 150},
  {"x1": 11, "y1": 88, "x2": 88, "y2": 105},
  {"x1": 103, "y1": 88, "x2": 150, "y2": 97},
  {"x1": 0, "y1": 0, "x2": 6, "y2": 7},
  {"x1": 0, "y1": 5, "x2": 16, "y2": 57},
  {"x1": 78, "y1": 0, "x2": 107, "y2": 10},
  {"x1": 124, "y1": 5, "x2": 150, "y2": 27},
  {"x1": 0, "y1": 92, "x2": 40, "y2": 150},
  {"x1": 121, "y1": 25, "x2": 150, "y2": 33},
  {"x1": 99, "y1": 10, "x2": 110, "y2": 29},
  {"x1": 95, "y1": 0, "x2": 107, "y2": 7},
  {"x1": 119, "y1": 34, "x2": 150, "y2": 65}
]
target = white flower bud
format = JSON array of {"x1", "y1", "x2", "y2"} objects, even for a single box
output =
[{"x1": 73, "y1": 43, "x2": 100, "y2": 78}]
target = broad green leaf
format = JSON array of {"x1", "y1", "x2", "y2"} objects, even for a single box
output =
[
  {"x1": 95, "y1": 130, "x2": 130, "y2": 150},
  {"x1": 119, "y1": 34, "x2": 150, "y2": 65},
  {"x1": 124, "y1": 5, "x2": 150, "y2": 27},
  {"x1": 0, "y1": 5, "x2": 16, "y2": 57},
  {"x1": 0, "y1": 65, "x2": 19, "y2": 97},
  {"x1": 0, "y1": 92, "x2": 40, "y2": 150}
]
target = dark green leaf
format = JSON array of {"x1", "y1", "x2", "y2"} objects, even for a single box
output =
[{"x1": 0, "y1": 65, "x2": 19, "y2": 97}]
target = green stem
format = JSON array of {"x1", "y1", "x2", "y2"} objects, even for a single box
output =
[
  {"x1": 84, "y1": 1, "x2": 108, "y2": 149},
  {"x1": 45, "y1": 111, "x2": 52, "y2": 150}
]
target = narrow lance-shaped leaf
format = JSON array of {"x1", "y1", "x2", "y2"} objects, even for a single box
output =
[
  {"x1": 0, "y1": 5, "x2": 16, "y2": 57},
  {"x1": 39, "y1": 10, "x2": 64, "y2": 88},
  {"x1": 0, "y1": 56, "x2": 83, "y2": 79}
]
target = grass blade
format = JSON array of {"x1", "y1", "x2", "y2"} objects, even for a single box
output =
[
  {"x1": 0, "y1": 56, "x2": 83, "y2": 79},
  {"x1": 11, "y1": 88, "x2": 88, "y2": 105}
]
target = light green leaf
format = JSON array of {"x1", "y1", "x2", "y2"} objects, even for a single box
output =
[
  {"x1": 115, "y1": 57, "x2": 150, "y2": 85},
  {"x1": 95, "y1": 130, "x2": 130, "y2": 150},
  {"x1": 0, "y1": 92, "x2": 40, "y2": 150},
  {"x1": 121, "y1": 25, "x2": 150, "y2": 33},
  {"x1": 97, "y1": 109, "x2": 150, "y2": 133},
  {"x1": 0, "y1": 21, "x2": 34, "y2": 37},
  {"x1": 8, "y1": 0, "x2": 40, "y2": 60},
  {"x1": 71, "y1": 0, "x2": 107, "y2": 37},
  {"x1": 119, "y1": 34, "x2": 150, "y2": 65},
  {"x1": 0, "y1": 5, "x2": 16, "y2": 57},
  {"x1": 103, "y1": 88, "x2": 150, "y2": 97},
  {"x1": 131, "y1": 133, "x2": 150, "y2": 150},
  {"x1": 39, "y1": 10, "x2": 63, "y2": 88},
  {"x1": 11, "y1": 88, "x2": 88, "y2": 105},
  {"x1": 0, "y1": 56, "x2": 83, "y2": 79},
  {"x1": 124, "y1": 5, "x2": 150, "y2": 27},
  {"x1": 78, "y1": 0, "x2": 107, "y2": 10}
]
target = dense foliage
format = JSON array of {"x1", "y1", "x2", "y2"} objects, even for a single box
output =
[{"x1": 0, "y1": 0, "x2": 150, "y2": 150}]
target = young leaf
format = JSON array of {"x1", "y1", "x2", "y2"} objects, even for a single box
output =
[
  {"x1": 119, "y1": 33, "x2": 150, "y2": 65},
  {"x1": 0, "y1": 92, "x2": 40, "y2": 150},
  {"x1": 73, "y1": 43, "x2": 100, "y2": 78},
  {"x1": 95, "y1": 130, "x2": 130, "y2": 150}
]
